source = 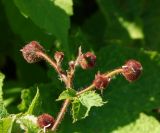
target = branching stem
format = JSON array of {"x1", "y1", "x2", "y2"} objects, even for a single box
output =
[
  {"x1": 77, "y1": 68, "x2": 123, "y2": 95},
  {"x1": 21, "y1": 43, "x2": 141, "y2": 132},
  {"x1": 36, "y1": 52, "x2": 68, "y2": 85},
  {"x1": 37, "y1": 50, "x2": 123, "y2": 132},
  {"x1": 51, "y1": 68, "x2": 123, "y2": 131}
]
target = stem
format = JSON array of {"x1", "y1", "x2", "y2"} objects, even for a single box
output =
[
  {"x1": 104, "y1": 68, "x2": 123, "y2": 77},
  {"x1": 51, "y1": 68, "x2": 123, "y2": 131},
  {"x1": 77, "y1": 68, "x2": 123, "y2": 95},
  {"x1": 67, "y1": 47, "x2": 82, "y2": 87},
  {"x1": 36, "y1": 51, "x2": 73, "y2": 131},
  {"x1": 37, "y1": 52, "x2": 58, "y2": 72},
  {"x1": 37, "y1": 50, "x2": 123, "y2": 131},
  {"x1": 51, "y1": 99, "x2": 70, "y2": 131},
  {"x1": 37, "y1": 51, "x2": 68, "y2": 84},
  {"x1": 52, "y1": 82, "x2": 72, "y2": 131},
  {"x1": 77, "y1": 84, "x2": 95, "y2": 96},
  {"x1": 37, "y1": 51, "x2": 75, "y2": 131}
]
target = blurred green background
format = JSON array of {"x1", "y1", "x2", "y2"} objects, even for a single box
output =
[{"x1": 0, "y1": 0, "x2": 160, "y2": 132}]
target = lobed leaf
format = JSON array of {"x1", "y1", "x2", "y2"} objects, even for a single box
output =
[
  {"x1": 58, "y1": 45, "x2": 160, "y2": 133},
  {"x1": 71, "y1": 99, "x2": 87, "y2": 123},
  {"x1": 71, "y1": 91, "x2": 106, "y2": 122},
  {"x1": 57, "y1": 88, "x2": 76, "y2": 101},
  {"x1": 79, "y1": 91, "x2": 106, "y2": 110}
]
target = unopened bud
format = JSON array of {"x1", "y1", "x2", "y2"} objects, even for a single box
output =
[
  {"x1": 79, "y1": 52, "x2": 96, "y2": 69},
  {"x1": 93, "y1": 73, "x2": 110, "y2": 90},
  {"x1": 37, "y1": 113, "x2": 55, "y2": 129},
  {"x1": 20, "y1": 41, "x2": 45, "y2": 63},
  {"x1": 122, "y1": 59, "x2": 142, "y2": 82}
]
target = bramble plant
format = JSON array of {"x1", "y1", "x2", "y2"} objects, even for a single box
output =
[
  {"x1": 19, "y1": 41, "x2": 142, "y2": 132},
  {"x1": 1, "y1": 0, "x2": 160, "y2": 132}
]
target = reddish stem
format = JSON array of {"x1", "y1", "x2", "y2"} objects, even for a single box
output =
[
  {"x1": 36, "y1": 49, "x2": 123, "y2": 132},
  {"x1": 51, "y1": 68, "x2": 123, "y2": 132},
  {"x1": 51, "y1": 99, "x2": 70, "y2": 131},
  {"x1": 36, "y1": 51, "x2": 68, "y2": 85},
  {"x1": 77, "y1": 68, "x2": 123, "y2": 95}
]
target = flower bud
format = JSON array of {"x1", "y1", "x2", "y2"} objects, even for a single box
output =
[
  {"x1": 54, "y1": 51, "x2": 64, "y2": 64},
  {"x1": 20, "y1": 41, "x2": 45, "y2": 63},
  {"x1": 93, "y1": 73, "x2": 109, "y2": 90},
  {"x1": 122, "y1": 59, "x2": 142, "y2": 82},
  {"x1": 79, "y1": 52, "x2": 96, "y2": 69},
  {"x1": 69, "y1": 60, "x2": 75, "y2": 69},
  {"x1": 37, "y1": 113, "x2": 55, "y2": 129}
]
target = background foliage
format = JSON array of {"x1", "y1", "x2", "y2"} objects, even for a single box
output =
[{"x1": 0, "y1": 0, "x2": 160, "y2": 132}]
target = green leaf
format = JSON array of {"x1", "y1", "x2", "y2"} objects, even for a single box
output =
[
  {"x1": 27, "y1": 88, "x2": 41, "y2": 115},
  {"x1": 0, "y1": 72, "x2": 8, "y2": 118},
  {"x1": 79, "y1": 91, "x2": 106, "y2": 117},
  {"x1": 18, "y1": 88, "x2": 41, "y2": 115},
  {"x1": 54, "y1": 0, "x2": 73, "y2": 15},
  {"x1": 2, "y1": 0, "x2": 55, "y2": 50},
  {"x1": 71, "y1": 99, "x2": 87, "y2": 123},
  {"x1": 0, "y1": 1, "x2": 13, "y2": 55},
  {"x1": 112, "y1": 113, "x2": 160, "y2": 133},
  {"x1": 59, "y1": 45, "x2": 160, "y2": 132},
  {"x1": 18, "y1": 83, "x2": 61, "y2": 117},
  {"x1": 118, "y1": 17, "x2": 144, "y2": 39},
  {"x1": 18, "y1": 89, "x2": 33, "y2": 112},
  {"x1": 142, "y1": 0, "x2": 160, "y2": 51},
  {"x1": 96, "y1": 0, "x2": 160, "y2": 51},
  {"x1": 17, "y1": 115, "x2": 39, "y2": 133},
  {"x1": 82, "y1": 11, "x2": 107, "y2": 50},
  {"x1": 13, "y1": 0, "x2": 70, "y2": 48},
  {"x1": 80, "y1": 45, "x2": 160, "y2": 133},
  {"x1": 0, "y1": 115, "x2": 16, "y2": 133},
  {"x1": 79, "y1": 91, "x2": 105, "y2": 107},
  {"x1": 71, "y1": 91, "x2": 106, "y2": 122},
  {"x1": 96, "y1": 0, "x2": 132, "y2": 44},
  {"x1": 57, "y1": 88, "x2": 76, "y2": 101}
]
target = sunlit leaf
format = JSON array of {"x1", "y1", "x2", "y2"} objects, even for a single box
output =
[
  {"x1": 71, "y1": 91, "x2": 106, "y2": 122},
  {"x1": 14, "y1": 0, "x2": 70, "y2": 49},
  {"x1": 112, "y1": 113, "x2": 160, "y2": 133},
  {"x1": 54, "y1": 0, "x2": 73, "y2": 15},
  {"x1": 17, "y1": 115, "x2": 39, "y2": 132},
  {"x1": 71, "y1": 99, "x2": 87, "y2": 123},
  {"x1": 27, "y1": 88, "x2": 41, "y2": 115},
  {"x1": 57, "y1": 88, "x2": 76, "y2": 101},
  {"x1": 0, "y1": 115, "x2": 16, "y2": 133}
]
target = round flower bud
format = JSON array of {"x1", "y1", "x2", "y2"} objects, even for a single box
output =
[
  {"x1": 20, "y1": 41, "x2": 45, "y2": 63},
  {"x1": 93, "y1": 73, "x2": 109, "y2": 90},
  {"x1": 37, "y1": 113, "x2": 55, "y2": 129},
  {"x1": 122, "y1": 59, "x2": 142, "y2": 82},
  {"x1": 79, "y1": 52, "x2": 96, "y2": 69}
]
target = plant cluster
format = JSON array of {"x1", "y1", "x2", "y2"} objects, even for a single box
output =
[
  {"x1": 20, "y1": 41, "x2": 142, "y2": 132},
  {"x1": 1, "y1": 0, "x2": 160, "y2": 132}
]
